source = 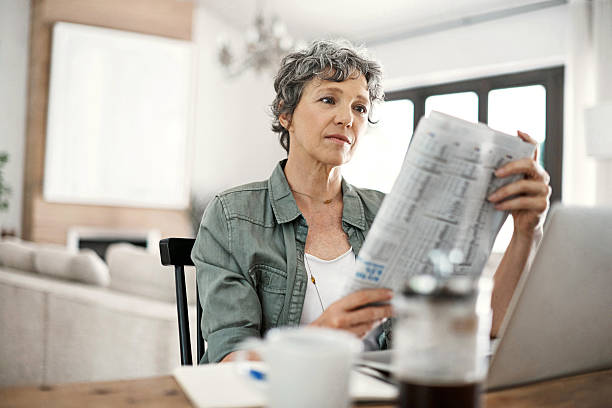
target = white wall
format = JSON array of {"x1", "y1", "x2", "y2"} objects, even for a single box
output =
[
  {"x1": 0, "y1": 0, "x2": 30, "y2": 235},
  {"x1": 370, "y1": 5, "x2": 568, "y2": 91},
  {"x1": 564, "y1": 0, "x2": 597, "y2": 206},
  {"x1": 190, "y1": 7, "x2": 285, "y2": 204},
  {"x1": 592, "y1": 0, "x2": 612, "y2": 205}
]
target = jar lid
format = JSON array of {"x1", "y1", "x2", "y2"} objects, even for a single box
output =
[{"x1": 401, "y1": 275, "x2": 478, "y2": 299}]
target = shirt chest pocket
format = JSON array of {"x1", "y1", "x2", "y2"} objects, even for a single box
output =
[{"x1": 250, "y1": 265, "x2": 287, "y2": 332}]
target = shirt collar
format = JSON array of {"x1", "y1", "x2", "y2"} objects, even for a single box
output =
[
  {"x1": 340, "y1": 178, "x2": 367, "y2": 230},
  {"x1": 268, "y1": 160, "x2": 301, "y2": 224},
  {"x1": 268, "y1": 159, "x2": 367, "y2": 230}
]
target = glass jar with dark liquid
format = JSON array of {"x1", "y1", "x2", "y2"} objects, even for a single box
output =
[
  {"x1": 393, "y1": 276, "x2": 492, "y2": 408},
  {"x1": 399, "y1": 381, "x2": 482, "y2": 408}
]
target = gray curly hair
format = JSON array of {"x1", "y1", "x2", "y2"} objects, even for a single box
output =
[{"x1": 271, "y1": 39, "x2": 384, "y2": 154}]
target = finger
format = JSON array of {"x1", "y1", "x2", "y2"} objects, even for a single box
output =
[
  {"x1": 517, "y1": 131, "x2": 539, "y2": 161},
  {"x1": 517, "y1": 130, "x2": 536, "y2": 144},
  {"x1": 495, "y1": 158, "x2": 549, "y2": 183},
  {"x1": 488, "y1": 180, "x2": 550, "y2": 203},
  {"x1": 344, "y1": 304, "x2": 393, "y2": 327},
  {"x1": 325, "y1": 305, "x2": 391, "y2": 330},
  {"x1": 347, "y1": 322, "x2": 377, "y2": 338},
  {"x1": 339, "y1": 289, "x2": 393, "y2": 311},
  {"x1": 493, "y1": 196, "x2": 549, "y2": 212}
]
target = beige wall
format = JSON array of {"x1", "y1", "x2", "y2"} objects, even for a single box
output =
[{"x1": 22, "y1": 0, "x2": 194, "y2": 244}]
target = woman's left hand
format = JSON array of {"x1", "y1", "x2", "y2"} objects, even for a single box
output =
[{"x1": 487, "y1": 131, "x2": 551, "y2": 238}]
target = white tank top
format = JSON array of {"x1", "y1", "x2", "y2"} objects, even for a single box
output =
[
  {"x1": 299, "y1": 247, "x2": 355, "y2": 325},
  {"x1": 299, "y1": 248, "x2": 384, "y2": 351}
]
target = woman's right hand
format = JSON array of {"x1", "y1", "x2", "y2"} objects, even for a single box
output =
[
  {"x1": 220, "y1": 289, "x2": 393, "y2": 362},
  {"x1": 309, "y1": 288, "x2": 394, "y2": 338}
]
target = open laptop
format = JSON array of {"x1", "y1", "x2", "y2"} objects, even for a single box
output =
[{"x1": 357, "y1": 205, "x2": 612, "y2": 390}]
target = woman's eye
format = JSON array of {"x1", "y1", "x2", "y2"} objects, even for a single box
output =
[
  {"x1": 320, "y1": 97, "x2": 335, "y2": 104},
  {"x1": 354, "y1": 105, "x2": 368, "y2": 114}
]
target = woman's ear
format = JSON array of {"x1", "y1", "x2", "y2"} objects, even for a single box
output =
[{"x1": 279, "y1": 112, "x2": 291, "y2": 130}]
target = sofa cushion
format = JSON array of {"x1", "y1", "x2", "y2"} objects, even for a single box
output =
[
  {"x1": 33, "y1": 246, "x2": 110, "y2": 287},
  {"x1": 106, "y1": 243, "x2": 196, "y2": 304},
  {"x1": 0, "y1": 239, "x2": 35, "y2": 272},
  {"x1": 69, "y1": 249, "x2": 110, "y2": 287},
  {"x1": 33, "y1": 247, "x2": 75, "y2": 280}
]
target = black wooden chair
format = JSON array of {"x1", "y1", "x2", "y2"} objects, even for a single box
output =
[{"x1": 159, "y1": 237, "x2": 203, "y2": 365}]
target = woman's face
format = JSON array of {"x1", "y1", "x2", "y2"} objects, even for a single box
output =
[{"x1": 281, "y1": 74, "x2": 370, "y2": 168}]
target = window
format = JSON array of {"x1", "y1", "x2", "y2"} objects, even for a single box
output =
[
  {"x1": 488, "y1": 85, "x2": 547, "y2": 168},
  {"x1": 425, "y1": 91, "x2": 479, "y2": 123},
  {"x1": 373, "y1": 67, "x2": 564, "y2": 252},
  {"x1": 343, "y1": 99, "x2": 414, "y2": 193}
]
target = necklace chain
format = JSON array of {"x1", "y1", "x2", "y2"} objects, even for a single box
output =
[
  {"x1": 291, "y1": 189, "x2": 339, "y2": 205},
  {"x1": 303, "y1": 254, "x2": 326, "y2": 312}
]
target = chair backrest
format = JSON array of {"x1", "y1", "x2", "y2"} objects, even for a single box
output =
[{"x1": 159, "y1": 237, "x2": 203, "y2": 365}]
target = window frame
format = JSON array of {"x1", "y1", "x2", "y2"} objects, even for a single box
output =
[{"x1": 386, "y1": 66, "x2": 564, "y2": 203}]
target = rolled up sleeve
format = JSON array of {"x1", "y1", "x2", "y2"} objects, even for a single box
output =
[{"x1": 191, "y1": 196, "x2": 262, "y2": 363}]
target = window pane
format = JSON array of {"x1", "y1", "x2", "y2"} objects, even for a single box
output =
[
  {"x1": 488, "y1": 85, "x2": 546, "y2": 165},
  {"x1": 343, "y1": 99, "x2": 413, "y2": 193},
  {"x1": 425, "y1": 91, "x2": 478, "y2": 123},
  {"x1": 488, "y1": 85, "x2": 546, "y2": 253}
]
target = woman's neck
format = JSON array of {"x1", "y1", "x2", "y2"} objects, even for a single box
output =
[{"x1": 283, "y1": 157, "x2": 343, "y2": 202}]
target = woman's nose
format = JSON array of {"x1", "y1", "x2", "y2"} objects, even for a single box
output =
[{"x1": 335, "y1": 105, "x2": 353, "y2": 127}]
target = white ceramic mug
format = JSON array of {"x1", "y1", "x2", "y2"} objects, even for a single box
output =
[{"x1": 239, "y1": 326, "x2": 363, "y2": 408}]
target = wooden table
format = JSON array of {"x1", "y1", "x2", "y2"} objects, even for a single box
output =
[{"x1": 1, "y1": 369, "x2": 611, "y2": 408}]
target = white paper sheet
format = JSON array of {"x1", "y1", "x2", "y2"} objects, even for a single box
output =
[
  {"x1": 173, "y1": 362, "x2": 397, "y2": 408},
  {"x1": 345, "y1": 112, "x2": 536, "y2": 293}
]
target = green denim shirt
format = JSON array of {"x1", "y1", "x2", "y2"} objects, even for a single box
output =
[{"x1": 192, "y1": 160, "x2": 392, "y2": 363}]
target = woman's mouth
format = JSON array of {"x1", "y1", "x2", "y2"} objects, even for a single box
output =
[{"x1": 325, "y1": 134, "x2": 351, "y2": 145}]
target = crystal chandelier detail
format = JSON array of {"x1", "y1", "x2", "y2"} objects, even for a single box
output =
[{"x1": 217, "y1": 6, "x2": 295, "y2": 78}]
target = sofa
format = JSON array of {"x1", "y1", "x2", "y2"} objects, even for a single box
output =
[{"x1": 0, "y1": 238, "x2": 197, "y2": 387}]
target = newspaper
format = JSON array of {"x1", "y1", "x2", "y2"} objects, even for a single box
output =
[{"x1": 345, "y1": 112, "x2": 536, "y2": 293}]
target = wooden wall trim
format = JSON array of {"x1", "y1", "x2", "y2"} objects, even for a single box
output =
[{"x1": 23, "y1": 0, "x2": 194, "y2": 243}]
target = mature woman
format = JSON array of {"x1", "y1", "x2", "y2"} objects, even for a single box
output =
[{"x1": 192, "y1": 40, "x2": 550, "y2": 364}]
